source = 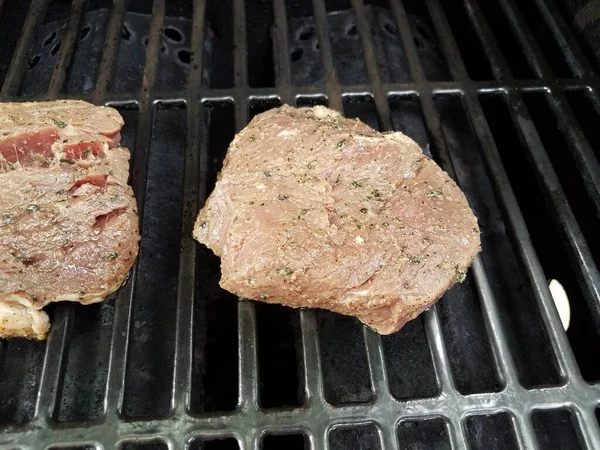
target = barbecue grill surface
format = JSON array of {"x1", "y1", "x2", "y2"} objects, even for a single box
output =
[{"x1": 0, "y1": 0, "x2": 599, "y2": 449}]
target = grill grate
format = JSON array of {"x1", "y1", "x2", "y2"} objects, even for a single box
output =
[{"x1": 1, "y1": 0, "x2": 600, "y2": 448}]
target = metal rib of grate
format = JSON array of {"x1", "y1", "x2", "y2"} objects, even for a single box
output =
[{"x1": 1, "y1": 0, "x2": 600, "y2": 449}]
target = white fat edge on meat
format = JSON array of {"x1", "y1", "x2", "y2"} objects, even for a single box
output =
[{"x1": 0, "y1": 300, "x2": 49, "y2": 340}]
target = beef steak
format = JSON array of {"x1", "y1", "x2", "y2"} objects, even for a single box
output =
[
  {"x1": 194, "y1": 105, "x2": 480, "y2": 334},
  {"x1": 0, "y1": 100, "x2": 139, "y2": 339}
]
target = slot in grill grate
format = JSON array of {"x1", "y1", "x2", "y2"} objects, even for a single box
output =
[{"x1": 0, "y1": 0, "x2": 599, "y2": 449}]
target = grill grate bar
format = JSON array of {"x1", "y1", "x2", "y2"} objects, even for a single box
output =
[
  {"x1": 33, "y1": 303, "x2": 73, "y2": 425},
  {"x1": 92, "y1": 0, "x2": 127, "y2": 104},
  {"x1": 47, "y1": 0, "x2": 86, "y2": 98},
  {"x1": 171, "y1": 0, "x2": 207, "y2": 417},
  {"x1": 272, "y1": 0, "x2": 293, "y2": 105},
  {"x1": 310, "y1": 0, "x2": 342, "y2": 111},
  {"x1": 455, "y1": 0, "x2": 584, "y2": 381},
  {"x1": 233, "y1": 0, "x2": 260, "y2": 416},
  {"x1": 507, "y1": 92, "x2": 600, "y2": 332},
  {"x1": 497, "y1": 0, "x2": 600, "y2": 219},
  {"x1": 530, "y1": 0, "x2": 596, "y2": 79},
  {"x1": 349, "y1": 0, "x2": 393, "y2": 131},
  {"x1": 0, "y1": 0, "x2": 50, "y2": 97},
  {"x1": 1, "y1": 78, "x2": 599, "y2": 105},
  {"x1": 104, "y1": 0, "x2": 166, "y2": 419},
  {"x1": 299, "y1": 310, "x2": 326, "y2": 405},
  {"x1": 8, "y1": 382, "x2": 599, "y2": 448}
]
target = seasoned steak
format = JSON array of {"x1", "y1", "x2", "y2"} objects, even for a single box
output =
[
  {"x1": 194, "y1": 105, "x2": 480, "y2": 334},
  {"x1": 0, "y1": 100, "x2": 139, "y2": 340}
]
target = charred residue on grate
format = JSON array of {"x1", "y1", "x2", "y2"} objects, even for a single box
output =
[
  {"x1": 123, "y1": 104, "x2": 187, "y2": 418},
  {"x1": 0, "y1": 338, "x2": 45, "y2": 426},
  {"x1": 318, "y1": 310, "x2": 373, "y2": 404},
  {"x1": 56, "y1": 299, "x2": 114, "y2": 423},
  {"x1": 466, "y1": 413, "x2": 519, "y2": 450},
  {"x1": 191, "y1": 102, "x2": 239, "y2": 414},
  {"x1": 397, "y1": 418, "x2": 450, "y2": 450},
  {"x1": 533, "y1": 409, "x2": 585, "y2": 450},
  {"x1": 479, "y1": 94, "x2": 563, "y2": 387},
  {"x1": 262, "y1": 433, "x2": 309, "y2": 450},
  {"x1": 329, "y1": 423, "x2": 381, "y2": 450}
]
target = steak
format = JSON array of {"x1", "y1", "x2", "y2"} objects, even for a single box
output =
[
  {"x1": 0, "y1": 100, "x2": 139, "y2": 340},
  {"x1": 194, "y1": 105, "x2": 481, "y2": 334}
]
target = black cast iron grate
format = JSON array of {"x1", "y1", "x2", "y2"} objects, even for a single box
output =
[{"x1": 0, "y1": 0, "x2": 600, "y2": 449}]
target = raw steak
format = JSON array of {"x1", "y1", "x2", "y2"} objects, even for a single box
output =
[
  {"x1": 0, "y1": 100, "x2": 139, "y2": 339},
  {"x1": 194, "y1": 105, "x2": 480, "y2": 334}
]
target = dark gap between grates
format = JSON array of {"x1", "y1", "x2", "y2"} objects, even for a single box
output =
[
  {"x1": 285, "y1": 0, "x2": 323, "y2": 88},
  {"x1": 522, "y1": 92, "x2": 600, "y2": 268},
  {"x1": 246, "y1": 0, "x2": 275, "y2": 88},
  {"x1": 56, "y1": 299, "x2": 113, "y2": 423},
  {"x1": 521, "y1": 92, "x2": 600, "y2": 381},
  {"x1": 189, "y1": 437, "x2": 240, "y2": 450},
  {"x1": 532, "y1": 409, "x2": 584, "y2": 450},
  {"x1": 54, "y1": 105, "x2": 138, "y2": 423},
  {"x1": 122, "y1": 104, "x2": 186, "y2": 419},
  {"x1": 66, "y1": 0, "x2": 112, "y2": 94},
  {"x1": 553, "y1": 0, "x2": 600, "y2": 73},
  {"x1": 440, "y1": 0, "x2": 493, "y2": 81},
  {"x1": 329, "y1": 423, "x2": 381, "y2": 450},
  {"x1": 0, "y1": 338, "x2": 45, "y2": 427},
  {"x1": 565, "y1": 90, "x2": 600, "y2": 163},
  {"x1": 362, "y1": 0, "x2": 411, "y2": 83},
  {"x1": 48, "y1": 446, "x2": 95, "y2": 450},
  {"x1": 434, "y1": 95, "x2": 503, "y2": 394},
  {"x1": 596, "y1": 408, "x2": 600, "y2": 427},
  {"x1": 512, "y1": 0, "x2": 575, "y2": 78},
  {"x1": 262, "y1": 433, "x2": 310, "y2": 450},
  {"x1": 343, "y1": 95, "x2": 379, "y2": 130},
  {"x1": 324, "y1": 0, "x2": 369, "y2": 85},
  {"x1": 296, "y1": 96, "x2": 329, "y2": 107},
  {"x1": 477, "y1": 0, "x2": 535, "y2": 79},
  {"x1": 397, "y1": 418, "x2": 451, "y2": 450},
  {"x1": 479, "y1": 94, "x2": 562, "y2": 388},
  {"x1": 389, "y1": 95, "x2": 430, "y2": 154},
  {"x1": 153, "y1": 7, "x2": 193, "y2": 92},
  {"x1": 466, "y1": 413, "x2": 519, "y2": 450},
  {"x1": 203, "y1": 0, "x2": 234, "y2": 89},
  {"x1": 381, "y1": 317, "x2": 438, "y2": 400},
  {"x1": 119, "y1": 441, "x2": 167, "y2": 450},
  {"x1": 108, "y1": 2, "x2": 152, "y2": 93},
  {"x1": 191, "y1": 102, "x2": 239, "y2": 414},
  {"x1": 250, "y1": 98, "x2": 283, "y2": 121},
  {"x1": 256, "y1": 303, "x2": 304, "y2": 408},
  {"x1": 318, "y1": 310, "x2": 372, "y2": 404},
  {"x1": 0, "y1": 0, "x2": 33, "y2": 90},
  {"x1": 20, "y1": 0, "x2": 72, "y2": 96},
  {"x1": 403, "y1": 0, "x2": 451, "y2": 81}
]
